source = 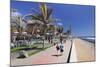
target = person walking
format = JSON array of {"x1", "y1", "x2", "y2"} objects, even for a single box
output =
[
  {"x1": 59, "y1": 43, "x2": 64, "y2": 55},
  {"x1": 55, "y1": 43, "x2": 60, "y2": 55}
]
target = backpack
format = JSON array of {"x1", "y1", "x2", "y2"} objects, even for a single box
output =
[{"x1": 60, "y1": 44, "x2": 64, "y2": 49}]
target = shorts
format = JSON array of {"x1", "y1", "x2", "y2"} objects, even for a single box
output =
[
  {"x1": 60, "y1": 49, "x2": 64, "y2": 53},
  {"x1": 56, "y1": 46, "x2": 60, "y2": 51}
]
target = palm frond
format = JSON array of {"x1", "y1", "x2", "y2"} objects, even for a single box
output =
[
  {"x1": 24, "y1": 14, "x2": 42, "y2": 21},
  {"x1": 46, "y1": 8, "x2": 53, "y2": 20},
  {"x1": 40, "y1": 3, "x2": 47, "y2": 20}
]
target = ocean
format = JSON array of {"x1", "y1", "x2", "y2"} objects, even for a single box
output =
[{"x1": 79, "y1": 36, "x2": 95, "y2": 44}]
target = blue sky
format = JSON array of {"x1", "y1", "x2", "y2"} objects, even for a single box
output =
[{"x1": 11, "y1": 1, "x2": 95, "y2": 36}]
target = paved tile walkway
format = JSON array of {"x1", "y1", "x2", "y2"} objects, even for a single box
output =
[
  {"x1": 11, "y1": 40, "x2": 71, "y2": 66},
  {"x1": 11, "y1": 38, "x2": 95, "y2": 66}
]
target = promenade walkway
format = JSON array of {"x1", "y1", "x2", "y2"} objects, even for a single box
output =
[
  {"x1": 73, "y1": 38, "x2": 95, "y2": 62},
  {"x1": 11, "y1": 40, "x2": 71, "y2": 66},
  {"x1": 11, "y1": 38, "x2": 95, "y2": 66}
]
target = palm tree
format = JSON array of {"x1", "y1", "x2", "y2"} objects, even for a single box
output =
[
  {"x1": 11, "y1": 9, "x2": 27, "y2": 47},
  {"x1": 24, "y1": 3, "x2": 56, "y2": 48},
  {"x1": 26, "y1": 3, "x2": 55, "y2": 33},
  {"x1": 56, "y1": 22, "x2": 63, "y2": 35},
  {"x1": 11, "y1": 9, "x2": 24, "y2": 34}
]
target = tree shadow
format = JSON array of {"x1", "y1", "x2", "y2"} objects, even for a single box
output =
[
  {"x1": 19, "y1": 47, "x2": 43, "y2": 51},
  {"x1": 17, "y1": 55, "x2": 26, "y2": 59}
]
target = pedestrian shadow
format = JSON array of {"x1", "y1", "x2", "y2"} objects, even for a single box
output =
[{"x1": 52, "y1": 54, "x2": 62, "y2": 57}]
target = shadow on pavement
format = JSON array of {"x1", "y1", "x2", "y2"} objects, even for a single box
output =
[{"x1": 52, "y1": 54, "x2": 62, "y2": 57}]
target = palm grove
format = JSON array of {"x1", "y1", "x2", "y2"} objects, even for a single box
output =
[{"x1": 11, "y1": 3, "x2": 71, "y2": 49}]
